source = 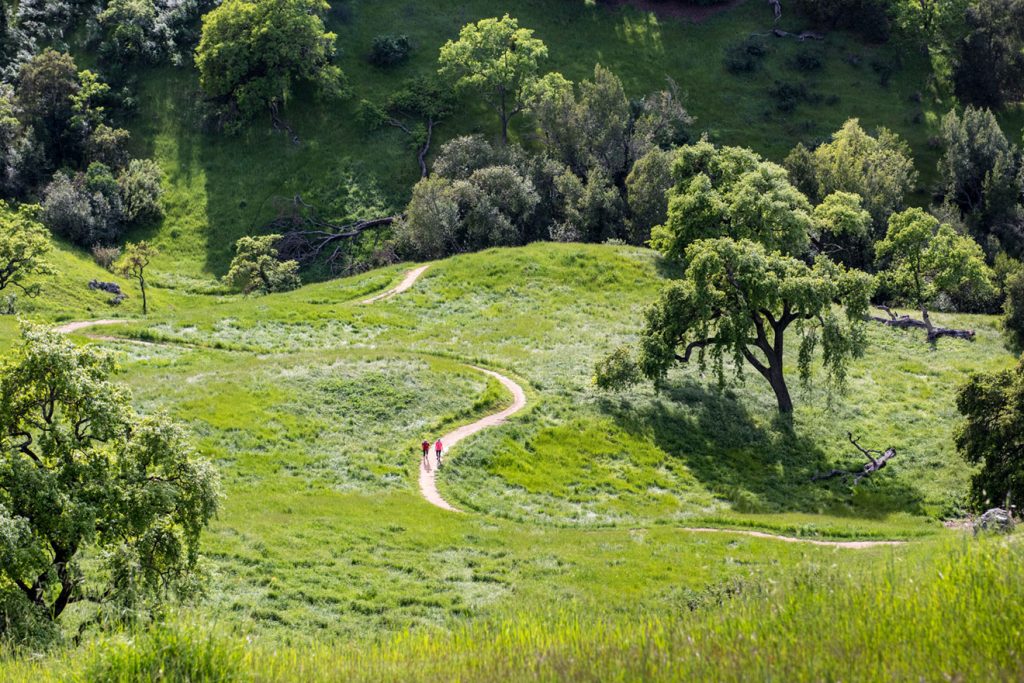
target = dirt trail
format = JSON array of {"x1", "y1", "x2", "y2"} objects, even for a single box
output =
[
  {"x1": 677, "y1": 527, "x2": 905, "y2": 549},
  {"x1": 419, "y1": 367, "x2": 527, "y2": 512},
  {"x1": 361, "y1": 265, "x2": 429, "y2": 304},
  {"x1": 54, "y1": 319, "x2": 126, "y2": 334},
  {"x1": 55, "y1": 271, "x2": 906, "y2": 548}
]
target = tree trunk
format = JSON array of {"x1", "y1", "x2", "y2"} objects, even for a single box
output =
[
  {"x1": 139, "y1": 276, "x2": 147, "y2": 315},
  {"x1": 768, "y1": 364, "x2": 793, "y2": 414}
]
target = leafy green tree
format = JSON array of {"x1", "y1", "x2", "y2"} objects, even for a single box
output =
[
  {"x1": 791, "y1": 119, "x2": 918, "y2": 231},
  {"x1": 596, "y1": 238, "x2": 874, "y2": 414},
  {"x1": 13, "y1": 49, "x2": 78, "y2": 167},
  {"x1": 438, "y1": 14, "x2": 548, "y2": 145},
  {"x1": 533, "y1": 65, "x2": 629, "y2": 177},
  {"x1": 809, "y1": 191, "x2": 873, "y2": 266},
  {"x1": 951, "y1": 0, "x2": 1024, "y2": 108},
  {"x1": 956, "y1": 356, "x2": 1024, "y2": 509},
  {"x1": 651, "y1": 140, "x2": 812, "y2": 260},
  {"x1": 938, "y1": 106, "x2": 1022, "y2": 249},
  {"x1": 0, "y1": 201, "x2": 51, "y2": 297},
  {"x1": 195, "y1": 0, "x2": 344, "y2": 121},
  {"x1": 1002, "y1": 266, "x2": 1024, "y2": 349},
  {"x1": 0, "y1": 326, "x2": 220, "y2": 622},
  {"x1": 551, "y1": 167, "x2": 625, "y2": 243},
  {"x1": 223, "y1": 235, "x2": 300, "y2": 295},
  {"x1": 98, "y1": 0, "x2": 158, "y2": 63},
  {"x1": 533, "y1": 66, "x2": 691, "y2": 182},
  {"x1": 626, "y1": 147, "x2": 680, "y2": 245},
  {"x1": 875, "y1": 208, "x2": 994, "y2": 336},
  {"x1": 394, "y1": 177, "x2": 461, "y2": 259},
  {"x1": 116, "y1": 241, "x2": 158, "y2": 314}
]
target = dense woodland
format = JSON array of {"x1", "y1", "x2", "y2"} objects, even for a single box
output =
[{"x1": 0, "y1": 0, "x2": 1021, "y2": 679}]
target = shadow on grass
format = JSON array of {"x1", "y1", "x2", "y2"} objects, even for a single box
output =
[{"x1": 598, "y1": 380, "x2": 926, "y2": 519}]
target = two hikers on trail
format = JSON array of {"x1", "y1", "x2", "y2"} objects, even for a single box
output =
[{"x1": 421, "y1": 438, "x2": 443, "y2": 471}]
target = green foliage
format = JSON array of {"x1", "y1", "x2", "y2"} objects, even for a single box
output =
[
  {"x1": 396, "y1": 165, "x2": 539, "y2": 259},
  {"x1": 600, "y1": 238, "x2": 875, "y2": 413},
  {"x1": 42, "y1": 160, "x2": 163, "y2": 248},
  {"x1": 950, "y1": 0, "x2": 1024, "y2": 108},
  {"x1": 438, "y1": 14, "x2": 548, "y2": 144},
  {"x1": 795, "y1": 0, "x2": 893, "y2": 42},
  {"x1": 938, "y1": 106, "x2": 1023, "y2": 252},
  {"x1": 116, "y1": 159, "x2": 164, "y2": 225},
  {"x1": 876, "y1": 207, "x2": 994, "y2": 313},
  {"x1": 625, "y1": 147, "x2": 680, "y2": 245},
  {"x1": 810, "y1": 190, "x2": 873, "y2": 265},
  {"x1": 956, "y1": 356, "x2": 1024, "y2": 509},
  {"x1": 98, "y1": 0, "x2": 158, "y2": 63},
  {"x1": 0, "y1": 326, "x2": 219, "y2": 627},
  {"x1": 532, "y1": 65, "x2": 691, "y2": 182},
  {"x1": 369, "y1": 34, "x2": 411, "y2": 67},
  {"x1": 195, "y1": 0, "x2": 345, "y2": 122},
  {"x1": 651, "y1": 140, "x2": 812, "y2": 259},
  {"x1": 1002, "y1": 266, "x2": 1024, "y2": 349},
  {"x1": 793, "y1": 119, "x2": 917, "y2": 230},
  {"x1": 551, "y1": 167, "x2": 624, "y2": 243},
  {"x1": 223, "y1": 235, "x2": 300, "y2": 295},
  {"x1": 0, "y1": 202, "x2": 51, "y2": 298}
]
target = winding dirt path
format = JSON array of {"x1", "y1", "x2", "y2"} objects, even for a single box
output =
[
  {"x1": 419, "y1": 367, "x2": 527, "y2": 512},
  {"x1": 54, "y1": 275, "x2": 906, "y2": 547},
  {"x1": 54, "y1": 319, "x2": 126, "y2": 334},
  {"x1": 361, "y1": 265, "x2": 429, "y2": 304}
]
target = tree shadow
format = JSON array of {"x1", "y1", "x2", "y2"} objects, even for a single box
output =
[{"x1": 598, "y1": 380, "x2": 926, "y2": 519}]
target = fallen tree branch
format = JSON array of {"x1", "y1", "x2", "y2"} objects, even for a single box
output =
[
  {"x1": 867, "y1": 305, "x2": 975, "y2": 341},
  {"x1": 812, "y1": 433, "x2": 896, "y2": 484},
  {"x1": 269, "y1": 101, "x2": 300, "y2": 146},
  {"x1": 260, "y1": 195, "x2": 400, "y2": 275}
]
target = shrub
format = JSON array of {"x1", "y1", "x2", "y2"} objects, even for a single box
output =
[
  {"x1": 769, "y1": 81, "x2": 810, "y2": 113},
  {"x1": 369, "y1": 34, "x2": 411, "y2": 67},
  {"x1": 790, "y1": 48, "x2": 824, "y2": 72},
  {"x1": 91, "y1": 244, "x2": 122, "y2": 271},
  {"x1": 117, "y1": 158, "x2": 164, "y2": 225},
  {"x1": 41, "y1": 168, "x2": 123, "y2": 247},
  {"x1": 723, "y1": 37, "x2": 768, "y2": 74}
]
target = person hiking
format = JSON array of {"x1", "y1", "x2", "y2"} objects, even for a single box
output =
[
  {"x1": 435, "y1": 438, "x2": 444, "y2": 468},
  {"x1": 421, "y1": 440, "x2": 431, "y2": 469}
]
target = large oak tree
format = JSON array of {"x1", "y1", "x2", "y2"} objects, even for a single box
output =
[
  {"x1": 596, "y1": 238, "x2": 874, "y2": 414},
  {"x1": 0, "y1": 327, "x2": 219, "y2": 623}
]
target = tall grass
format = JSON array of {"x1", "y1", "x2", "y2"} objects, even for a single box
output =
[{"x1": 16, "y1": 536, "x2": 1014, "y2": 682}]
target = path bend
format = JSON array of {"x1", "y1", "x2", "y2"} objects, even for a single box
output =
[
  {"x1": 420, "y1": 366, "x2": 527, "y2": 512},
  {"x1": 55, "y1": 297, "x2": 905, "y2": 547},
  {"x1": 361, "y1": 265, "x2": 429, "y2": 304}
]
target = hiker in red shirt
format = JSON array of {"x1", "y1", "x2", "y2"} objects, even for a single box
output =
[
  {"x1": 435, "y1": 438, "x2": 444, "y2": 468},
  {"x1": 421, "y1": 440, "x2": 430, "y2": 468}
]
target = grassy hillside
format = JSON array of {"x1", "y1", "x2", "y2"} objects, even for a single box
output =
[
  {"x1": 114, "y1": 0, "x2": 998, "y2": 287},
  {"x1": 1, "y1": 241, "x2": 1004, "y2": 647}
]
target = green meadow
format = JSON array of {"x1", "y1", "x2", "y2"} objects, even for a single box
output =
[{"x1": 0, "y1": 0, "x2": 1021, "y2": 679}]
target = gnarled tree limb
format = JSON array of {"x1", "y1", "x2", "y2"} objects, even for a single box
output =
[
  {"x1": 812, "y1": 433, "x2": 897, "y2": 484},
  {"x1": 867, "y1": 305, "x2": 975, "y2": 341}
]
